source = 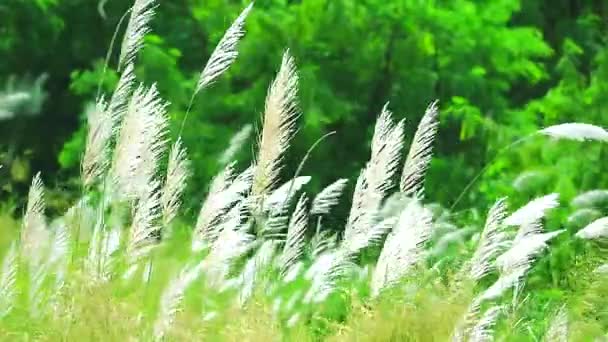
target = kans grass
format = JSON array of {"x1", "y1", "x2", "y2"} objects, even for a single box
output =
[{"x1": 2, "y1": 1, "x2": 608, "y2": 341}]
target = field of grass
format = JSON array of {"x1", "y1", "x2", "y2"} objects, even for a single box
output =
[{"x1": 2, "y1": 1, "x2": 608, "y2": 341}]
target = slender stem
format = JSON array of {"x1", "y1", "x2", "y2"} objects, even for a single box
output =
[
  {"x1": 86, "y1": 5, "x2": 131, "y2": 268},
  {"x1": 278, "y1": 131, "x2": 336, "y2": 213},
  {"x1": 96, "y1": 8, "x2": 133, "y2": 101},
  {"x1": 178, "y1": 92, "x2": 198, "y2": 138},
  {"x1": 449, "y1": 133, "x2": 537, "y2": 211}
]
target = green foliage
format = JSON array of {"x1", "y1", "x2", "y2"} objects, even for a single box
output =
[{"x1": 52, "y1": 0, "x2": 559, "y2": 209}]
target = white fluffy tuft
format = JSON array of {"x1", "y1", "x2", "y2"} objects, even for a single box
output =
[
  {"x1": 539, "y1": 123, "x2": 608, "y2": 142},
  {"x1": 195, "y1": 3, "x2": 253, "y2": 93}
]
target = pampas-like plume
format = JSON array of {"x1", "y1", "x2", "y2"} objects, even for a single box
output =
[
  {"x1": 108, "y1": 63, "x2": 135, "y2": 123},
  {"x1": 127, "y1": 182, "x2": 162, "y2": 263},
  {"x1": 82, "y1": 98, "x2": 114, "y2": 187},
  {"x1": 303, "y1": 253, "x2": 339, "y2": 303},
  {"x1": 283, "y1": 262, "x2": 305, "y2": 283},
  {"x1": 0, "y1": 92, "x2": 29, "y2": 119},
  {"x1": 23, "y1": 172, "x2": 45, "y2": 232},
  {"x1": 539, "y1": 123, "x2": 608, "y2": 142},
  {"x1": 193, "y1": 165, "x2": 253, "y2": 249},
  {"x1": 512, "y1": 170, "x2": 547, "y2": 192},
  {"x1": 346, "y1": 207, "x2": 397, "y2": 256},
  {"x1": 544, "y1": 305, "x2": 568, "y2": 342},
  {"x1": 311, "y1": 220, "x2": 337, "y2": 257},
  {"x1": 496, "y1": 230, "x2": 564, "y2": 274},
  {"x1": 119, "y1": 0, "x2": 157, "y2": 71},
  {"x1": 430, "y1": 227, "x2": 474, "y2": 257},
  {"x1": 161, "y1": 138, "x2": 190, "y2": 225},
  {"x1": 261, "y1": 205, "x2": 291, "y2": 241},
  {"x1": 400, "y1": 100, "x2": 439, "y2": 196},
  {"x1": 575, "y1": 217, "x2": 608, "y2": 240},
  {"x1": 195, "y1": 3, "x2": 253, "y2": 93},
  {"x1": 330, "y1": 217, "x2": 397, "y2": 293},
  {"x1": 238, "y1": 239, "x2": 279, "y2": 306},
  {"x1": 112, "y1": 83, "x2": 168, "y2": 199},
  {"x1": 513, "y1": 220, "x2": 544, "y2": 243},
  {"x1": 280, "y1": 194, "x2": 309, "y2": 275},
  {"x1": 368, "y1": 105, "x2": 405, "y2": 196},
  {"x1": 452, "y1": 299, "x2": 497, "y2": 342},
  {"x1": 48, "y1": 221, "x2": 71, "y2": 287},
  {"x1": 480, "y1": 214, "x2": 562, "y2": 303},
  {"x1": 0, "y1": 243, "x2": 18, "y2": 318},
  {"x1": 311, "y1": 179, "x2": 348, "y2": 215},
  {"x1": 219, "y1": 124, "x2": 253, "y2": 166},
  {"x1": 22, "y1": 172, "x2": 49, "y2": 262},
  {"x1": 153, "y1": 261, "x2": 205, "y2": 340},
  {"x1": 371, "y1": 199, "x2": 433, "y2": 296},
  {"x1": 264, "y1": 176, "x2": 311, "y2": 212},
  {"x1": 204, "y1": 205, "x2": 255, "y2": 288},
  {"x1": 344, "y1": 169, "x2": 372, "y2": 239},
  {"x1": 344, "y1": 105, "x2": 404, "y2": 241},
  {"x1": 479, "y1": 266, "x2": 528, "y2": 302},
  {"x1": 567, "y1": 208, "x2": 602, "y2": 226},
  {"x1": 468, "y1": 198, "x2": 508, "y2": 281},
  {"x1": 595, "y1": 264, "x2": 608, "y2": 274},
  {"x1": 303, "y1": 216, "x2": 396, "y2": 304},
  {"x1": 343, "y1": 171, "x2": 373, "y2": 241},
  {"x1": 28, "y1": 262, "x2": 49, "y2": 318},
  {"x1": 571, "y1": 189, "x2": 608, "y2": 208},
  {"x1": 251, "y1": 51, "x2": 300, "y2": 206},
  {"x1": 503, "y1": 194, "x2": 559, "y2": 226},
  {"x1": 469, "y1": 305, "x2": 503, "y2": 342},
  {"x1": 86, "y1": 222, "x2": 121, "y2": 282}
]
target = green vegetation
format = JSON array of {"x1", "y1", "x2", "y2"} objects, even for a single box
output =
[{"x1": 1, "y1": 0, "x2": 608, "y2": 341}]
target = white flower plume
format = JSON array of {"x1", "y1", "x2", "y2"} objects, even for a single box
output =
[
  {"x1": 468, "y1": 198, "x2": 508, "y2": 281},
  {"x1": 219, "y1": 124, "x2": 253, "y2": 166},
  {"x1": 400, "y1": 100, "x2": 439, "y2": 196},
  {"x1": 280, "y1": 194, "x2": 309, "y2": 275},
  {"x1": 195, "y1": 3, "x2": 253, "y2": 93},
  {"x1": 371, "y1": 199, "x2": 433, "y2": 295},
  {"x1": 82, "y1": 98, "x2": 114, "y2": 187},
  {"x1": 575, "y1": 217, "x2": 608, "y2": 240},
  {"x1": 503, "y1": 194, "x2": 559, "y2": 227},
  {"x1": 344, "y1": 104, "x2": 404, "y2": 241},
  {"x1": 161, "y1": 138, "x2": 190, "y2": 225},
  {"x1": 311, "y1": 179, "x2": 348, "y2": 215},
  {"x1": 119, "y1": 0, "x2": 157, "y2": 70},
  {"x1": 112, "y1": 83, "x2": 168, "y2": 199},
  {"x1": 252, "y1": 51, "x2": 300, "y2": 204},
  {"x1": 539, "y1": 123, "x2": 608, "y2": 142}
]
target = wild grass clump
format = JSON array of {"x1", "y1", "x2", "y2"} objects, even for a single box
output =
[{"x1": 2, "y1": 1, "x2": 608, "y2": 341}]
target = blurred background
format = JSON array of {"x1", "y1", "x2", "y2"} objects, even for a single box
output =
[{"x1": 1, "y1": 0, "x2": 607, "y2": 221}]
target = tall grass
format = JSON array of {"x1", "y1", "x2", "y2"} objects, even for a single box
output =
[{"x1": 2, "y1": 1, "x2": 608, "y2": 341}]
